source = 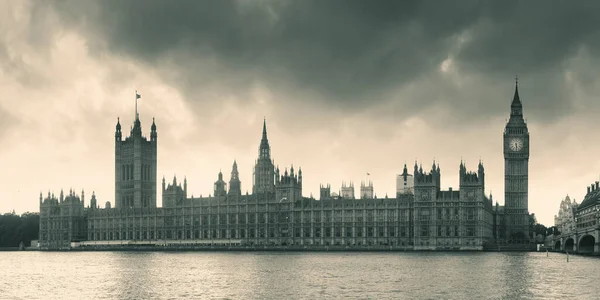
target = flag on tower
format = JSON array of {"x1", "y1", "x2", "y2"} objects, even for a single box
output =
[
  {"x1": 366, "y1": 172, "x2": 370, "y2": 176},
  {"x1": 136, "y1": 91, "x2": 141, "y2": 99}
]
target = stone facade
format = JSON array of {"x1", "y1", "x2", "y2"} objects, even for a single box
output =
[
  {"x1": 114, "y1": 115, "x2": 157, "y2": 209},
  {"x1": 39, "y1": 84, "x2": 531, "y2": 250},
  {"x1": 552, "y1": 182, "x2": 600, "y2": 254},
  {"x1": 412, "y1": 161, "x2": 493, "y2": 250},
  {"x1": 501, "y1": 81, "x2": 531, "y2": 243},
  {"x1": 554, "y1": 195, "x2": 577, "y2": 237},
  {"x1": 38, "y1": 116, "x2": 496, "y2": 250},
  {"x1": 38, "y1": 190, "x2": 87, "y2": 249}
]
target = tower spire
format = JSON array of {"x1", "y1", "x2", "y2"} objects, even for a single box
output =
[
  {"x1": 511, "y1": 76, "x2": 521, "y2": 108},
  {"x1": 262, "y1": 117, "x2": 267, "y2": 140},
  {"x1": 258, "y1": 117, "x2": 271, "y2": 159}
]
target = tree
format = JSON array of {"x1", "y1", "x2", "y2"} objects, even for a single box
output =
[{"x1": 0, "y1": 212, "x2": 39, "y2": 247}]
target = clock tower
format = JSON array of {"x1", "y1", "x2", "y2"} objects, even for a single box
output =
[{"x1": 503, "y1": 78, "x2": 530, "y2": 243}]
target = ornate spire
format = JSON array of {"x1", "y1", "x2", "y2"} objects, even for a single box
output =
[
  {"x1": 262, "y1": 117, "x2": 267, "y2": 140},
  {"x1": 258, "y1": 118, "x2": 271, "y2": 159},
  {"x1": 511, "y1": 76, "x2": 522, "y2": 115}
]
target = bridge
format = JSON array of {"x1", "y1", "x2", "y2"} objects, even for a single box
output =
[{"x1": 552, "y1": 227, "x2": 599, "y2": 255}]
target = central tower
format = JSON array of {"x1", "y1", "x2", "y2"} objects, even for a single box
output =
[
  {"x1": 503, "y1": 79, "x2": 530, "y2": 242},
  {"x1": 115, "y1": 94, "x2": 157, "y2": 208},
  {"x1": 253, "y1": 119, "x2": 275, "y2": 195}
]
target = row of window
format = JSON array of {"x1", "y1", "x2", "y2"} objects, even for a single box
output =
[
  {"x1": 419, "y1": 226, "x2": 478, "y2": 237},
  {"x1": 88, "y1": 224, "x2": 488, "y2": 241},
  {"x1": 121, "y1": 164, "x2": 153, "y2": 181},
  {"x1": 88, "y1": 226, "x2": 416, "y2": 241}
]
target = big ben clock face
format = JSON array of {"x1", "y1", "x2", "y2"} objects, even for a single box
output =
[{"x1": 509, "y1": 138, "x2": 524, "y2": 152}]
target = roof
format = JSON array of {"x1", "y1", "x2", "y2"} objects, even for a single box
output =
[{"x1": 577, "y1": 189, "x2": 600, "y2": 211}]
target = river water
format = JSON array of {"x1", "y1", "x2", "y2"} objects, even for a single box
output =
[{"x1": 0, "y1": 251, "x2": 596, "y2": 299}]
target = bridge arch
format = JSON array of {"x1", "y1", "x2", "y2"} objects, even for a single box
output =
[
  {"x1": 578, "y1": 235, "x2": 595, "y2": 254},
  {"x1": 564, "y1": 238, "x2": 575, "y2": 252},
  {"x1": 554, "y1": 240, "x2": 561, "y2": 251}
]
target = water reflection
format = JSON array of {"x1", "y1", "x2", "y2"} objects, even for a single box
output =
[
  {"x1": 0, "y1": 251, "x2": 598, "y2": 299},
  {"x1": 112, "y1": 252, "x2": 158, "y2": 299}
]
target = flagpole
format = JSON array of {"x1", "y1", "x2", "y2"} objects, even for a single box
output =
[{"x1": 135, "y1": 90, "x2": 138, "y2": 120}]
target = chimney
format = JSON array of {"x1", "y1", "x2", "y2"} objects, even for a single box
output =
[
  {"x1": 588, "y1": 186, "x2": 591, "y2": 194},
  {"x1": 596, "y1": 181, "x2": 599, "y2": 190}
]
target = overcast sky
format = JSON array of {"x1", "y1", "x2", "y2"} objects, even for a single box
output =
[{"x1": 2, "y1": 0, "x2": 600, "y2": 225}]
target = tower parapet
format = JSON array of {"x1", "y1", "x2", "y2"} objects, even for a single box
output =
[
  {"x1": 414, "y1": 160, "x2": 441, "y2": 192},
  {"x1": 320, "y1": 184, "x2": 331, "y2": 200},
  {"x1": 162, "y1": 175, "x2": 187, "y2": 207},
  {"x1": 275, "y1": 165, "x2": 302, "y2": 203},
  {"x1": 340, "y1": 181, "x2": 355, "y2": 199},
  {"x1": 360, "y1": 180, "x2": 374, "y2": 199}
]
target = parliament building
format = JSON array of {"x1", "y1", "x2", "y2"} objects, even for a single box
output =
[{"x1": 39, "y1": 82, "x2": 533, "y2": 250}]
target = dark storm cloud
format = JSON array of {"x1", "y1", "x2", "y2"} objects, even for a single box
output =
[{"x1": 43, "y1": 0, "x2": 600, "y2": 122}]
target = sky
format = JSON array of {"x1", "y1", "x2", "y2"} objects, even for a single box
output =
[{"x1": 2, "y1": 0, "x2": 600, "y2": 225}]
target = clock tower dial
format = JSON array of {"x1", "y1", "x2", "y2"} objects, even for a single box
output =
[
  {"x1": 509, "y1": 138, "x2": 524, "y2": 152},
  {"x1": 503, "y1": 78, "x2": 530, "y2": 243}
]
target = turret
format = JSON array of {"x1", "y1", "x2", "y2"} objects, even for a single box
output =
[
  {"x1": 151, "y1": 118, "x2": 157, "y2": 142},
  {"x1": 162, "y1": 176, "x2": 166, "y2": 192},
  {"x1": 90, "y1": 191, "x2": 97, "y2": 209},
  {"x1": 60, "y1": 189, "x2": 64, "y2": 202},
  {"x1": 214, "y1": 170, "x2": 227, "y2": 197},
  {"x1": 115, "y1": 117, "x2": 122, "y2": 140},
  {"x1": 228, "y1": 160, "x2": 242, "y2": 197},
  {"x1": 184, "y1": 176, "x2": 187, "y2": 196},
  {"x1": 478, "y1": 160, "x2": 485, "y2": 192}
]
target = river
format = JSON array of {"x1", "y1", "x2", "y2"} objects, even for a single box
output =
[{"x1": 0, "y1": 251, "x2": 596, "y2": 299}]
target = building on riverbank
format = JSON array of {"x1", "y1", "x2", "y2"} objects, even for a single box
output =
[
  {"x1": 39, "y1": 115, "x2": 495, "y2": 250},
  {"x1": 552, "y1": 182, "x2": 600, "y2": 254},
  {"x1": 39, "y1": 83, "x2": 532, "y2": 251}
]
